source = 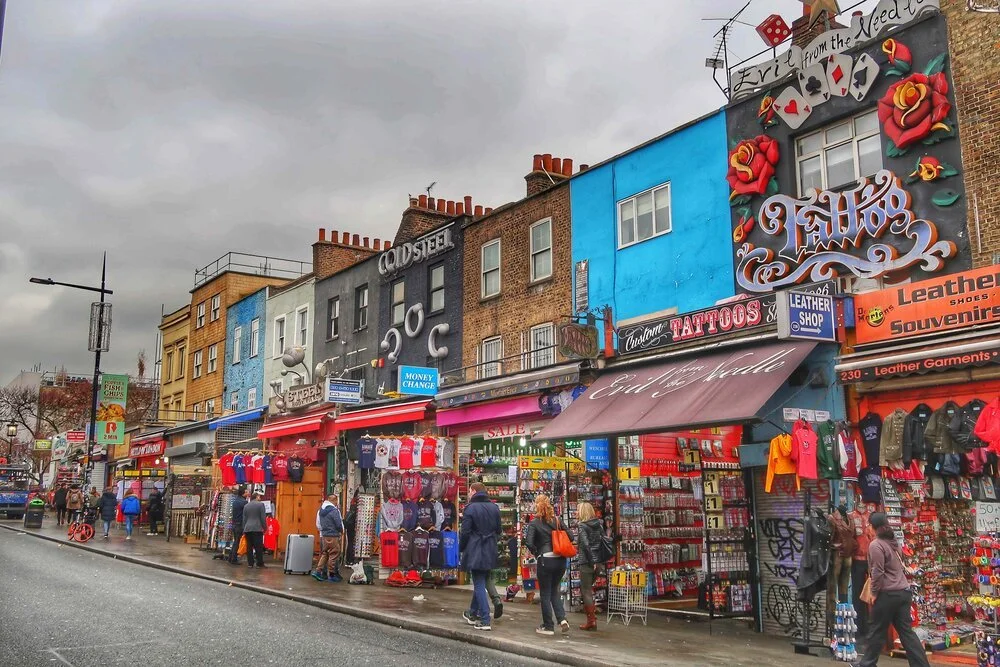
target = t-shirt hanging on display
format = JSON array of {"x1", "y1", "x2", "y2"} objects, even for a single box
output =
[
  {"x1": 287, "y1": 456, "x2": 306, "y2": 483},
  {"x1": 374, "y1": 440, "x2": 391, "y2": 469},
  {"x1": 358, "y1": 437, "x2": 377, "y2": 469},
  {"x1": 421, "y1": 437, "x2": 438, "y2": 468},
  {"x1": 271, "y1": 455, "x2": 289, "y2": 481}
]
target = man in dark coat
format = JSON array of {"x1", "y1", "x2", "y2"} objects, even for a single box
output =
[
  {"x1": 54, "y1": 484, "x2": 69, "y2": 526},
  {"x1": 459, "y1": 482, "x2": 501, "y2": 631},
  {"x1": 146, "y1": 488, "x2": 164, "y2": 536},
  {"x1": 228, "y1": 487, "x2": 248, "y2": 565},
  {"x1": 98, "y1": 487, "x2": 119, "y2": 539}
]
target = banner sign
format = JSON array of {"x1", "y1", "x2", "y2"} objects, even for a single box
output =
[
  {"x1": 97, "y1": 374, "x2": 129, "y2": 445},
  {"x1": 617, "y1": 281, "x2": 836, "y2": 355},
  {"x1": 854, "y1": 265, "x2": 1000, "y2": 345},
  {"x1": 397, "y1": 366, "x2": 439, "y2": 396},
  {"x1": 326, "y1": 378, "x2": 364, "y2": 405},
  {"x1": 839, "y1": 346, "x2": 1000, "y2": 383}
]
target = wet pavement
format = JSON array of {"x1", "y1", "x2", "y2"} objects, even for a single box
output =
[{"x1": 1, "y1": 517, "x2": 839, "y2": 666}]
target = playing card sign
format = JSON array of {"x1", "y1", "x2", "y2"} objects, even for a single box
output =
[
  {"x1": 825, "y1": 53, "x2": 853, "y2": 97},
  {"x1": 772, "y1": 87, "x2": 812, "y2": 129}
]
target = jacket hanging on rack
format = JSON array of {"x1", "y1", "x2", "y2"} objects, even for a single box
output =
[{"x1": 796, "y1": 510, "x2": 831, "y2": 603}]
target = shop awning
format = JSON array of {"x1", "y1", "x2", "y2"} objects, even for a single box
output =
[
  {"x1": 163, "y1": 442, "x2": 210, "y2": 459},
  {"x1": 437, "y1": 395, "x2": 541, "y2": 427},
  {"x1": 335, "y1": 400, "x2": 432, "y2": 431},
  {"x1": 535, "y1": 340, "x2": 816, "y2": 442},
  {"x1": 836, "y1": 332, "x2": 1000, "y2": 384},
  {"x1": 257, "y1": 413, "x2": 326, "y2": 440},
  {"x1": 208, "y1": 407, "x2": 266, "y2": 431}
]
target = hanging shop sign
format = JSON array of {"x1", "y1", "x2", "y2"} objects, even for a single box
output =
[
  {"x1": 129, "y1": 440, "x2": 166, "y2": 458},
  {"x1": 853, "y1": 265, "x2": 1000, "y2": 345},
  {"x1": 284, "y1": 382, "x2": 325, "y2": 411},
  {"x1": 583, "y1": 439, "x2": 610, "y2": 469},
  {"x1": 33, "y1": 439, "x2": 51, "y2": 451},
  {"x1": 397, "y1": 365, "x2": 439, "y2": 396},
  {"x1": 557, "y1": 323, "x2": 600, "y2": 360},
  {"x1": 976, "y1": 502, "x2": 1000, "y2": 532},
  {"x1": 326, "y1": 378, "x2": 363, "y2": 405},
  {"x1": 378, "y1": 225, "x2": 454, "y2": 276},
  {"x1": 482, "y1": 422, "x2": 529, "y2": 441},
  {"x1": 51, "y1": 433, "x2": 70, "y2": 459},
  {"x1": 730, "y1": 0, "x2": 940, "y2": 99},
  {"x1": 97, "y1": 374, "x2": 129, "y2": 446},
  {"x1": 776, "y1": 289, "x2": 838, "y2": 342},
  {"x1": 838, "y1": 346, "x2": 1000, "y2": 383},
  {"x1": 617, "y1": 281, "x2": 836, "y2": 355}
]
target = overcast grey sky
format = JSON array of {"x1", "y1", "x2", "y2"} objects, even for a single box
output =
[{"x1": 0, "y1": 0, "x2": 878, "y2": 383}]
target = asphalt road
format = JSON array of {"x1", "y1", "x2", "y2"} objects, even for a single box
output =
[{"x1": 0, "y1": 527, "x2": 553, "y2": 667}]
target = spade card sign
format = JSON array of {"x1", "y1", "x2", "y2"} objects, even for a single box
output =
[{"x1": 850, "y1": 53, "x2": 879, "y2": 101}]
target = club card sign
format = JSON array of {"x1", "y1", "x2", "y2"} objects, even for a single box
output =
[
  {"x1": 730, "y1": 0, "x2": 940, "y2": 99},
  {"x1": 736, "y1": 170, "x2": 955, "y2": 293},
  {"x1": 853, "y1": 265, "x2": 1000, "y2": 344},
  {"x1": 617, "y1": 281, "x2": 836, "y2": 355},
  {"x1": 378, "y1": 225, "x2": 454, "y2": 276}
]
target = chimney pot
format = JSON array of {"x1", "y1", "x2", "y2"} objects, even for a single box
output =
[
  {"x1": 446, "y1": 200, "x2": 456, "y2": 215},
  {"x1": 428, "y1": 197, "x2": 436, "y2": 211},
  {"x1": 318, "y1": 228, "x2": 327, "y2": 242},
  {"x1": 532, "y1": 154, "x2": 543, "y2": 171},
  {"x1": 342, "y1": 231, "x2": 350, "y2": 244},
  {"x1": 373, "y1": 239, "x2": 381, "y2": 251},
  {"x1": 384, "y1": 240, "x2": 392, "y2": 249},
  {"x1": 474, "y1": 205, "x2": 484, "y2": 216},
  {"x1": 352, "y1": 233, "x2": 360, "y2": 246},
  {"x1": 418, "y1": 194, "x2": 428, "y2": 208},
  {"x1": 436, "y1": 198, "x2": 446, "y2": 212},
  {"x1": 562, "y1": 158, "x2": 573, "y2": 176},
  {"x1": 552, "y1": 157, "x2": 562, "y2": 174},
  {"x1": 363, "y1": 236, "x2": 370, "y2": 248},
  {"x1": 484, "y1": 207, "x2": 493, "y2": 214},
  {"x1": 409, "y1": 196, "x2": 419, "y2": 208},
  {"x1": 456, "y1": 202, "x2": 464, "y2": 215},
  {"x1": 580, "y1": 164, "x2": 590, "y2": 172},
  {"x1": 464, "y1": 195, "x2": 473, "y2": 213},
  {"x1": 542, "y1": 154, "x2": 553, "y2": 172}
]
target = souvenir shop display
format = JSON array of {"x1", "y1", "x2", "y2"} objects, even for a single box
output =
[
  {"x1": 607, "y1": 565, "x2": 648, "y2": 627},
  {"x1": 354, "y1": 493, "x2": 376, "y2": 559},
  {"x1": 217, "y1": 449, "x2": 293, "y2": 487},
  {"x1": 616, "y1": 437, "x2": 644, "y2": 568},
  {"x1": 468, "y1": 437, "x2": 520, "y2": 585},
  {"x1": 832, "y1": 603, "x2": 860, "y2": 662},
  {"x1": 517, "y1": 457, "x2": 567, "y2": 595},
  {"x1": 567, "y1": 468, "x2": 612, "y2": 611},
  {"x1": 641, "y1": 458, "x2": 701, "y2": 600},
  {"x1": 206, "y1": 489, "x2": 236, "y2": 553},
  {"x1": 165, "y1": 473, "x2": 211, "y2": 542},
  {"x1": 701, "y1": 461, "x2": 753, "y2": 618}
]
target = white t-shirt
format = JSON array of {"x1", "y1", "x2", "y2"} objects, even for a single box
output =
[
  {"x1": 436, "y1": 438, "x2": 454, "y2": 468},
  {"x1": 374, "y1": 440, "x2": 391, "y2": 469},
  {"x1": 388, "y1": 439, "x2": 402, "y2": 470}
]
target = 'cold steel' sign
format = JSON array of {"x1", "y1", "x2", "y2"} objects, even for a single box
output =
[{"x1": 378, "y1": 226, "x2": 454, "y2": 276}]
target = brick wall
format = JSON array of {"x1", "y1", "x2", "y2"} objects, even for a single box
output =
[
  {"x1": 461, "y1": 178, "x2": 573, "y2": 379},
  {"x1": 312, "y1": 229, "x2": 379, "y2": 280},
  {"x1": 942, "y1": 0, "x2": 1000, "y2": 266}
]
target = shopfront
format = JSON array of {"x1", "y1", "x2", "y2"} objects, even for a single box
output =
[
  {"x1": 837, "y1": 265, "x2": 1000, "y2": 654},
  {"x1": 162, "y1": 418, "x2": 214, "y2": 543},
  {"x1": 123, "y1": 431, "x2": 168, "y2": 502}
]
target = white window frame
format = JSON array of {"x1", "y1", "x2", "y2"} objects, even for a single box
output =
[
  {"x1": 429, "y1": 264, "x2": 445, "y2": 313},
  {"x1": 205, "y1": 399, "x2": 215, "y2": 419},
  {"x1": 617, "y1": 182, "x2": 672, "y2": 249},
  {"x1": 232, "y1": 326, "x2": 242, "y2": 364},
  {"x1": 328, "y1": 298, "x2": 340, "y2": 339},
  {"x1": 481, "y1": 239, "x2": 501, "y2": 299},
  {"x1": 230, "y1": 391, "x2": 239, "y2": 413},
  {"x1": 273, "y1": 316, "x2": 286, "y2": 358},
  {"x1": 355, "y1": 285, "x2": 369, "y2": 330},
  {"x1": 529, "y1": 218, "x2": 553, "y2": 282},
  {"x1": 164, "y1": 350, "x2": 173, "y2": 381},
  {"x1": 208, "y1": 344, "x2": 218, "y2": 373},
  {"x1": 210, "y1": 294, "x2": 221, "y2": 321},
  {"x1": 295, "y1": 306, "x2": 309, "y2": 347},
  {"x1": 249, "y1": 318, "x2": 260, "y2": 358},
  {"x1": 795, "y1": 109, "x2": 881, "y2": 195},
  {"x1": 247, "y1": 387, "x2": 257, "y2": 409},
  {"x1": 479, "y1": 336, "x2": 503, "y2": 379},
  {"x1": 193, "y1": 350, "x2": 203, "y2": 378},
  {"x1": 196, "y1": 302, "x2": 206, "y2": 328},
  {"x1": 391, "y1": 280, "x2": 405, "y2": 326},
  {"x1": 529, "y1": 322, "x2": 556, "y2": 369},
  {"x1": 192, "y1": 403, "x2": 200, "y2": 419}
]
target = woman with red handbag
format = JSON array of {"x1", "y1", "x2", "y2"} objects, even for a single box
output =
[{"x1": 525, "y1": 495, "x2": 572, "y2": 636}]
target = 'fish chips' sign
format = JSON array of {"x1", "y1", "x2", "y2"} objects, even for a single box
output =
[
  {"x1": 853, "y1": 265, "x2": 1000, "y2": 344},
  {"x1": 97, "y1": 374, "x2": 129, "y2": 446}
]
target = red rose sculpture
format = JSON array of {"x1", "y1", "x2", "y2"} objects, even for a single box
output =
[
  {"x1": 727, "y1": 135, "x2": 780, "y2": 198},
  {"x1": 877, "y1": 72, "x2": 951, "y2": 150}
]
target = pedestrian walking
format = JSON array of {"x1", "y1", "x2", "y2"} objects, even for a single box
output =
[
  {"x1": 575, "y1": 501, "x2": 611, "y2": 631},
  {"x1": 87, "y1": 488, "x2": 101, "y2": 511},
  {"x1": 228, "y1": 487, "x2": 248, "y2": 565},
  {"x1": 459, "y1": 482, "x2": 501, "y2": 632},
  {"x1": 311, "y1": 493, "x2": 344, "y2": 582},
  {"x1": 242, "y1": 493, "x2": 267, "y2": 568},
  {"x1": 146, "y1": 488, "x2": 164, "y2": 536},
  {"x1": 525, "y1": 494, "x2": 569, "y2": 636},
  {"x1": 66, "y1": 485, "x2": 85, "y2": 523},
  {"x1": 851, "y1": 512, "x2": 930, "y2": 667},
  {"x1": 54, "y1": 484, "x2": 68, "y2": 526},
  {"x1": 98, "y1": 487, "x2": 118, "y2": 539},
  {"x1": 120, "y1": 490, "x2": 141, "y2": 540}
]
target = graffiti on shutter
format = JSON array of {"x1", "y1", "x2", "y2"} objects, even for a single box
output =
[{"x1": 753, "y1": 472, "x2": 829, "y2": 638}]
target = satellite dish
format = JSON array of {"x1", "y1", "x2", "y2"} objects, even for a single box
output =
[{"x1": 282, "y1": 346, "x2": 305, "y2": 368}]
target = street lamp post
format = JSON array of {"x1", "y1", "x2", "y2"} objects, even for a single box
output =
[
  {"x1": 30, "y1": 253, "x2": 113, "y2": 491},
  {"x1": 4, "y1": 421, "x2": 16, "y2": 461}
]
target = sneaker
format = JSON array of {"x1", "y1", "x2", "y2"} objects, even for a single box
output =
[
  {"x1": 311, "y1": 571, "x2": 327, "y2": 582},
  {"x1": 536, "y1": 626, "x2": 555, "y2": 636},
  {"x1": 560, "y1": 619, "x2": 570, "y2": 634},
  {"x1": 494, "y1": 600, "x2": 504, "y2": 619},
  {"x1": 462, "y1": 610, "x2": 477, "y2": 626},
  {"x1": 248, "y1": 564, "x2": 255, "y2": 569},
  {"x1": 125, "y1": 535, "x2": 131, "y2": 540},
  {"x1": 103, "y1": 534, "x2": 109, "y2": 539},
  {"x1": 473, "y1": 621, "x2": 492, "y2": 631},
  {"x1": 256, "y1": 564, "x2": 266, "y2": 569},
  {"x1": 146, "y1": 532, "x2": 156, "y2": 536},
  {"x1": 328, "y1": 575, "x2": 342, "y2": 582}
]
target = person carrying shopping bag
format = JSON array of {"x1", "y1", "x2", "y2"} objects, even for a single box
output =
[{"x1": 525, "y1": 494, "x2": 571, "y2": 636}]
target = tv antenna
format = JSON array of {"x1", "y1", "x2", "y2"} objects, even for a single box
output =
[
  {"x1": 425, "y1": 181, "x2": 436, "y2": 197},
  {"x1": 701, "y1": 0, "x2": 754, "y2": 98}
]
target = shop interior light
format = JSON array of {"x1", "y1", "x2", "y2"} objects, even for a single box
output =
[
  {"x1": 154, "y1": 458, "x2": 160, "y2": 465},
  {"x1": 295, "y1": 438, "x2": 308, "y2": 446},
  {"x1": 163, "y1": 456, "x2": 169, "y2": 463},
  {"x1": 540, "y1": 442, "x2": 548, "y2": 449},
  {"x1": 519, "y1": 437, "x2": 527, "y2": 448}
]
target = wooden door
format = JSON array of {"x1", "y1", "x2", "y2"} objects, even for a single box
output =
[{"x1": 275, "y1": 467, "x2": 325, "y2": 554}]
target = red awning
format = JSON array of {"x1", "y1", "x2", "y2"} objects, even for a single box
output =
[
  {"x1": 257, "y1": 413, "x2": 326, "y2": 440},
  {"x1": 335, "y1": 400, "x2": 432, "y2": 431},
  {"x1": 535, "y1": 340, "x2": 817, "y2": 442}
]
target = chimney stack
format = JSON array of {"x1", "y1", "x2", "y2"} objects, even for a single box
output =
[
  {"x1": 791, "y1": 3, "x2": 844, "y2": 48},
  {"x1": 525, "y1": 152, "x2": 575, "y2": 196},
  {"x1": 312, "y1": 227, "x2": 379, "y2": 280}
]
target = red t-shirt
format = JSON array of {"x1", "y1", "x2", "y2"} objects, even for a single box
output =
[
  {"x1": 380, "y1": 530, "x2": 400, "y2": 568},
  {"x1": 793, "y1": 421, "x2": 819, "y2": 480},
  {"x1": 271, "y1": 455, "x2": 289, "y2": 481},
  {"x1": 419, "y1": 437, "x2": 437, "y2": 468},
  {"x1": 250, "y1": 455, "x2": 265, "y2": 484},
  {"x1": 219, "y1": 452, "x2": 236, "y2": 486},
  {"x1": 443, "y1": 472, "x2": 458, "y2": 502},
  {"x1": 402, "y1": 471, "x2": 422, "y2": 502},
  {"x1": 398, "y1": 437, "x2": 415, "y2": 470}
]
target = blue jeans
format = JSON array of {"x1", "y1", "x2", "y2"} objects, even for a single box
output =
[
  {"x1": 471, "y1": 570, "x2": 491, "y2": 625},
  {"x1": 538, "y1": 556, "x2": 567, "y2": 630},
  {"x1": 125, "y1": 516, "x2": 135, "y2": 536},
  {"x1": 102, "y1": 520, "x2": 111, "y2": 536}
]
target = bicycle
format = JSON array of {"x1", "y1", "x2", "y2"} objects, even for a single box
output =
[{"x1": 67, "y1": 508, "x2": 97, "y2": 543}]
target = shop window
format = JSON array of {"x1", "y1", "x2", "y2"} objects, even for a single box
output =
[
  {"x1": 164, "y1": 351, "x2": 173, "y2": 381},
  {"x1": 429, "y1": 264, "x2": 445, "y2": 313},
  {"x1": 391, "y1": 280, "x2": 405, "y2": 326},
  {"x1": 196, "y1": 302, "x2": 206, "y2": 328},
  {"x1": 530, "y1": 218, "x2": 553, "y2": 282},
  {"x1": 618, "y1": 183, "x2": 671, "y2": 248},
  {"x1": 481, "y1": 239, "x2": 501, "y2": 298},
  {"x1": 296, "y1": 306, "x2": 309, "y2": 347},
  {"x1": 273, "y1": 316, "x2": 286, "y2": 357},
  {"x1": 796, "y1": 109, "x2": 881, "y2": 194},
  {"x1": 230, "y1": 392, "x2": 239, "y2": 413},
  {"x1": 210, "y1": 294, "x2": 221, "y2": 321},
  {"x1": 247, "y1": 387, "x2": 257, "y2": 409},
  {"x1": 208, "y1": 344, "x2": 218, "y2": 373},
  {"x1": 479, "y1": 336, "x2": 503, "y2": 379},
  {"x1": 232, "y1": 326, "x2": 242, "y2": 363},
  {"x1": 529, "y1": 323, "x2": 555, "y2": 369},
  {"x1": 355, "y1": 285, "x2": 369, "y2": 330},
  {"x1": 193, "y1": 350, "x2": 203, "y2": 378},
  {"x1": 249, "y1": 318, "x2": 259, "y2": 357},
  {"x1": 327, "y1": 298, "x2": 340, "y2": 339}
]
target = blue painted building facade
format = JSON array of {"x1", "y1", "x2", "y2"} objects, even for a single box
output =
[
  {"x1": 570, "y1": 110, "x2": 733, "y2": 332},
  {"x1": 223, "y1": 288, "x2": 267, "y2": 414}
]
